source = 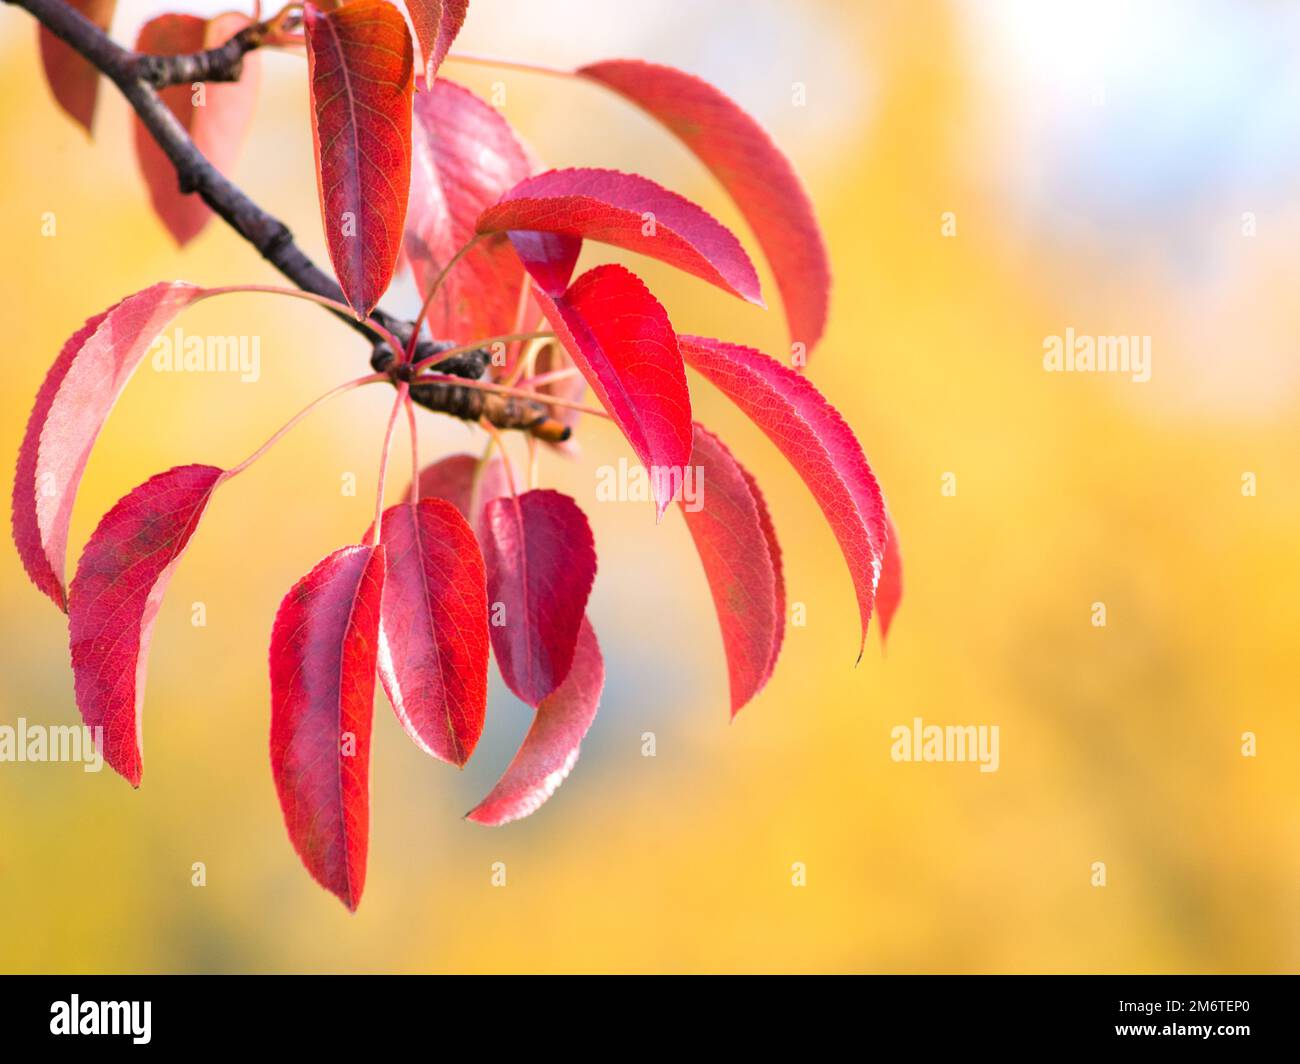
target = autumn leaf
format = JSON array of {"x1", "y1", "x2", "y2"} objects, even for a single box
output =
[
  {"x1": 578, "y1": 60, "x2": 830, "y2": 353},
  {"x1": 269, "y1": 544, "x2": 387, "y2": 912},
  {"x1": 67, "y1": 464, "x2": 226, "y2": 786},
  {"x1": 37, "y1": 0, "x2": 116, "y2": 134},
  {"x1": 476, "y1": 489, "x2": 596, "y2": 707},
  {"x1": 405, "y1": 78, "x2": 533, "y2": 342},
  {"x1": 533, "y1": 264, "x2": 692, "y2": 519},
  {"x1": 680, "y1": 335, "x2": 886, "y2": 657},
  {"x1": 370, "y1": 499, "x2": 489, "y2": 766},
  {"x1": 12, "y1": 282, "x2": 205, "y2": 610},
  {"x1": 404, "y1": 0, "x2": 468, "y2": 87},
  {"x1": 876, "y1": 511, "x2": 903, "y2": 647},
  {"x1": 467, "y1": 617, "x2": 604, "y2": 826},
  {"x1": 680, "y1": 424, "x2": 784, "y2": 714},
  {"x1": 304, "y1": 0, "x2": 414, "y2": 317},
  {"x1": 134, "y1": 13, "x2": 261, "y2": 246},
  {"x1": 478, "y1": 167, "x2": 762, "y2": 305}
]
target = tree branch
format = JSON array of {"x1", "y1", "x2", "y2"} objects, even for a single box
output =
[{"x1": 8, "y1": 0, "x2": 567, "y2": 439}]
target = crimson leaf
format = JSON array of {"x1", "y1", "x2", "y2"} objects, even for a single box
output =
[
  {"x1": 476, "y1": 489, "x2": 596, "y2": 707},
  {"x1": 67, "y1": 464, "x2": 226, "y2": 786},
  {"x1": 679, "y1": 335, "x2": 886, "y2": 657},
  {"x1": 13, "y1": 282, "x2": 205, "y2": 610},
  {"x1": 304, "y1": 0, "x2": 414, "y2": 318},
  {"x1": 467, "y1": 617, "x2": 604, "y2": 826},
  {"x1": 578, "y1": 60, "x2": 831, "y2": 352},
  {"x1": 370, "y1": 499, "x2": 489, "y2": 766},
  {"x1": 269, "y1": 544, "x2": 387, "y2": 912},
  {"x1": 681, "y1": 424, "x2": 784, "y2": 714},
  {"x1": 533, "y1": 264, "x2": 692, "y2": 519}
]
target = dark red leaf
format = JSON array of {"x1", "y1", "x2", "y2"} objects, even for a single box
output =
[
  {"x1": 477, "y1": 167, "x2": 762, "y2": 305},
  {"x1": 67, "y1": 464, "x2": 226, "y2": 786},
  {"x1": 38, "y1": 0, "x2": 116, "y2": 134},
  {"x1": 304, "y1": 0, "x2": 414, "y2": 317},
  {"x1": 738, "y1": 460, "x2": 786, "y2": 685},
  {"x1": 467, "y1": 617, "x2": 603, "y2": 826},
  {"x1": 269, "y1": 544, "x2": 387, "y2": 912},
  {"x1": 405, "y1": 78, "x2": 533, "y2": 342},
  {"x1": 679, "y1": 335, "x2": 886, "y2": 657},
  {"x1": 134, "y1": 14, "x2": 261, "y2": 246},
  {"x1": 578, "y1": 60, "x2": 831, "y2": 352},
  {"x1": 680, "y1": 424, "x2": 783, "y2": 715},
  {"x1": 13, "y1": 282, "x2": 205, "y2": 610},
  {"x1": 476, "y1": 489, "x2": 596, "y2": 707},
  {"x1": 370, "y1": 499, "x2": 488, "y2": 765},
  {"x1": 404, "y1": 0, "x2": 468, "y2": 86},
  {"x1": 412, "y1": 451, "x2": 515, "y2": 524},
  {"x1": 413, "y1": 453, "x2": 477, "y2": 517},
  {"x1": 876, "y1": 510, "x2": 903, "y2": 646},
  {"x1": 533, "y1": 264, "x2": 692, "y2": 518}
]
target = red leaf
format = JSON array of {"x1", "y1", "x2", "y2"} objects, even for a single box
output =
[
  {"x1": 478, "y1": 167, "x2": 762, "y2": 305},
  {"x1": 67, "y1": 464, "x2": 226, "y2": 786},
  {"x1": 679, "y1": 335, "x2": 886, "y2": 657},
  {"x1": 467, "y1": 617, "x2": 603, "y2": 826},
  {"x1": 13, "y1": 282, "x2": 205, "y2": 610},
  {"x1": 304, "y1": 0, "x2": 414, "y2": 318},
  {"x1": 578, "y1": 60, "x2": 830, "y2": 352},
  {"x1": 476, "y1": 489, "x2": 596, "y2": 707},
  {"x1": 876, "y1": 511, "x2": 903, "y2": 646},
  {"x1": 681, "y1": 425, "x2": 783, "y2": 715},
  {"x1": 413, "y1": 453, "x2": 477, "y2": 517},
  {"x1": 739, "y1": 460, "x2": 786, "y2": 685},
  {"x1": 405, "y1": 79, "x2": 533, "y2": 342},
  {"x1": 533, "y1": 264, "x2": 692, "y2": 518},
  {"x1": 412, "y1": 451, "x2": 515, "y2": 524},
  {"x1": 404, "y1": 0, "x2": 468, "y2": 86},
  {"x1": 370, "y1": 499, "x2": 488, "y2": 765},
  {"x1": 38, "y1": 0, "x2": 117, "y2": 134},
  {"x1": 134, "y1": 14, "x2": 261, "y2": 246},
  {"x1": 269, "y1": 544, "x2": 387, "y2": 912}
]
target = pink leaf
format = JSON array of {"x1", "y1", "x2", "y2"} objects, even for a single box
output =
[
  {"x1": 679, "y1": 335, "x2": 886, "y2": 657},
  {"x1": 578, "y1": 60, "x2": 830, "y2": 352},
  {"x1": 680, "y1": 424, "x2": 783, "y2": 714},
  {"x1": 405, "y1": 78, "x2": 534, "y2": 342},
  {"x1": 38, "y1": 0, "x2": 117, "y2": 134},
  {"x1": 533, "y1": 264, "x2": 692, "y2": 518},
  {"x1": 67, "y1": 464, "x2": 226, "y2": 786},
  {"x1": 370, "y1": 499, "x2": 489, "y2": 766},
  {"x1": 876, "y1": 510, "x2": 903, "y2": 646},
  {"x1": 478, "y1": 167, "x2": 762, "y2": 305},
  {"x1": 304, "y1": 0, "x2": 414, "y2": 318},
  {"x1": 467, "y1": 617, "x2": 603, "y2": 826},
  {"x1": 738, "y1": 460, "x2": 786, "y2": 685},
  {"x1": 476, "y1": 489, "x2": 596, "y2": 707},
  {"x1": 404, "y1": 0, "x2": 468, "y2": 86},
  {"x1": 13, "y1": 282, "x2": 205, "y2": 610},
  {"x1": 269, "y1": 544, "x2": 387, "y2": 912},
  {"x1": 134, "y1": 14, "x2": 261, "y2": 246}
]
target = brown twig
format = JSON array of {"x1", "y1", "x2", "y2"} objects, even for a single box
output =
[{"x1": 7, "y1": 0, "x2": 564, "y2": 437}]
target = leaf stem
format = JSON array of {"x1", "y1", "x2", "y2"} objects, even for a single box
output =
[
  {"x1": 202, "y1": 284, "x2": 407, "y2": 354},
  {"x1": 445, "y1": 52, "x2": 575, "y2": 81},
  {"x1": 405, "y1": 394, "x2": 420, "y2": 504},
  {"x1": 406, "y1": 233, "x2": 488, "y2": 359},
  {"x1": 371, "y1": 383, "x2": 410, "y2": 545}
]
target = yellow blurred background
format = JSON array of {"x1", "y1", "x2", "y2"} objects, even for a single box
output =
[{"x1": 1, "y1": 0, "x2": 1298, "y2": 973}]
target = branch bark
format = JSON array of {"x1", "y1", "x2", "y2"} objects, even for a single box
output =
[{"x1": 9, "y1": 0, "x2": 566, "y2": 439}]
